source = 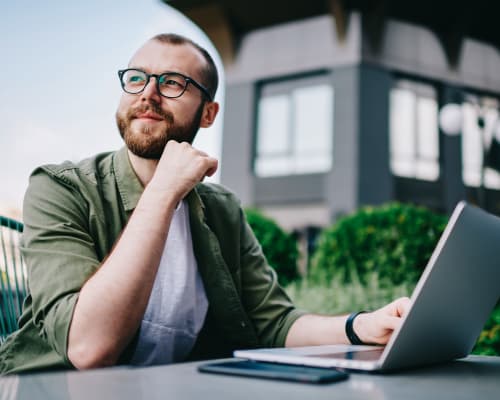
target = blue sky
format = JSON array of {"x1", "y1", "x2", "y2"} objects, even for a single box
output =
[{"x1": 0, "y1": 0, "x2": 223, "y2": 213}]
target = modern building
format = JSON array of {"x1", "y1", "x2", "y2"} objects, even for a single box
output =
[{"x1": 167, "y1": 0, "x2": 500, "y2": 232}]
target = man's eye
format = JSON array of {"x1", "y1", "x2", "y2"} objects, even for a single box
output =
[
  {"x1": 163, "y1": 79, "x2": 181, "y2": 87},
  {"x1": 128, "y1": 75, "x2": 145, "y2": 83},
  {"x1": 159, "y1": 75, "x2": 183, "y2": 87}
]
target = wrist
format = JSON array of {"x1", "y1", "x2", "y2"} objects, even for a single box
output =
[
  {"x1": 133, "y1": 185, "x2": 180, "y2": 227},
  {"x1": 142, "y1": 182, "x2": 182, "y2": 207},
  {"x1": 345, "y1": 311, "x2": 368, "y2": 345}
]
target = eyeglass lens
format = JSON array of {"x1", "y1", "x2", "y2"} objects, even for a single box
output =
[{"x1": 121, "y1": 69, "x2": 187, "y2": 98}]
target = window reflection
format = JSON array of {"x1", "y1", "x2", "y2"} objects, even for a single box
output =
[
  {"x1": 389, "y1": 80, "x2": 439, "y2": 181},
  {"x1": 461, "y1": 97, "x2": 500, "y2": 189},
  {"x1": 255, "y1": 76, "x2": 334, "y2": 177}
]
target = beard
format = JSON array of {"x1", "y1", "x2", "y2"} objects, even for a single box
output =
[{"x1": 116, "y1": 100, "x2": 205, "y2": 160}]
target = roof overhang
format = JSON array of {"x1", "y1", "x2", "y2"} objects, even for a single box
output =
[{"x1": 165, "y1": 0, "x2": 500, "y2": 67}]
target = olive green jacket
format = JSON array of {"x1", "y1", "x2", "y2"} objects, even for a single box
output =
[{"x1": 0, "y1": 147, "x2": 304, "y2": 374}]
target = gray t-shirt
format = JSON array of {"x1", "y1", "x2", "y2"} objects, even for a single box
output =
[{"x1": 130, "y1": 200, "x2": 208, "y2": 365}]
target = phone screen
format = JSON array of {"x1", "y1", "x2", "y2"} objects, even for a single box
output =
[{"x1": 198, "y1": 360, "x2": 349, "y2": 384}]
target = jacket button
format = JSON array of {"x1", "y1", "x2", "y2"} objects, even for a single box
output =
[{"x1": 240, "y1": 321, "x2": 246, "y2": 328}]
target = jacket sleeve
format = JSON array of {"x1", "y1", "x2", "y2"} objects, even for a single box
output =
[
  {"x1": 21, "y1": 168, "x2": 101, "y2": 364},
  {"x1": 238, "y1": 207, "x2": 306, "y2": 347}
]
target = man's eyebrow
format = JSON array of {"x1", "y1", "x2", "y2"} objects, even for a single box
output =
[
  {"x1": 127, "y1": 65, "x2": 147, "y2": 70},
  {"x1": 126, "y1": 66, "x2": 183, "y2": 75}
]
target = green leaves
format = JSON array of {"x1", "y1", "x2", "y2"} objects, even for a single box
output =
[
  {"x1": 244, "y1": 208, "x2": 300, "y2": 286},
  {"x1": 473, "y1": 306, "x2": 500, "y2": 356},
  {"x1": 310, "y1": 202, "x2": 448, "y2": 286}
]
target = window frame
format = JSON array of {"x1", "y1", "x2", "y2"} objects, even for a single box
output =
[
  {"x1": 252, "y1": 70, "x2": 334, "y2": 178},
  {"x1": 459, "y1": 91, "x2": 500, "y2": 190},
  {"x1": 389, "y1": 77, "x2": 441, "y2": 182}
]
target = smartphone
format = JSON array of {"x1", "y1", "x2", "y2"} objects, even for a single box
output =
[{"x1": 198, "y1": 360, "x2": 349, "y2": 384}]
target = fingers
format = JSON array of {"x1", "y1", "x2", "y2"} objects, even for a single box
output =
[
  {"x1": 195, "y1": 149, "x2": 209, "y2": 157},
  {"x1": 396, "y1": 297, "x2": 411, "y2": 317},
  {"x1": 380, "y1": 315, "x2": 402, "y2": 331},
  {"x1": 388, "y1": 297, "x2": 412, "y2": 317},
  {"x1": 150, "y1": 141, "x2": 219, "y2": 200},
  {"x1": 205, "y1": 159, "x2": 218, "y2": 177},
  {"x1": 191, "y1": 150, "x2": 218, "y2": 179},
  {"x1": 357, "y1": 297, "x2": 411, "y2": 345}
]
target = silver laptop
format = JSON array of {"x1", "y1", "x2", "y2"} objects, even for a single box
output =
[{"x1": 235, "y1": 201, "x2": 500, "y2": 372}]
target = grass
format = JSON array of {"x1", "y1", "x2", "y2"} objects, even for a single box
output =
[{"x1": 284, "y1": 272, "x2": 413, "y2": 315}]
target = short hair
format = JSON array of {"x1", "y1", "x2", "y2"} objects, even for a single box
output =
[{"x1": 151, "y1": 33, "x2": 219, "y2": 100}]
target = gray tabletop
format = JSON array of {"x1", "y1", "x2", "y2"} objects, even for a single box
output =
[{"x1": 1, "y1": 355, "x2": 499, "y2": 400}]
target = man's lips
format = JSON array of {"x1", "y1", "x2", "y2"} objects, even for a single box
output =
[{"x1": 134, "y1": 112, "x2": 164, "y2": 121}]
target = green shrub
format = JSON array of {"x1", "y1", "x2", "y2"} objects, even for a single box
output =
[
  {"x1": 244, "y1": 208, "x2": 300, "y2": 286},
  {"x1": 473, "y1": 306, "x2": 500, "y2": 356},
  {"x1": 310, "y1": 202, "x2": 448, "y2": 286}
]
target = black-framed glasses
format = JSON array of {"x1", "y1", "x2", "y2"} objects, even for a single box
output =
[{"x1": 118, "y1": 68, "x2": 212, "y2": 101}]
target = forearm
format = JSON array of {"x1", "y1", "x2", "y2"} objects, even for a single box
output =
[
  {"x1": 285, "y1": 297, "x2": 411, "y2": 348},
  {"x1": 67, "y1": 187, "x2": 178, "y2": 369},
  {"x1": 285, "y1": 314, "x2": 350, "y2": 347}
]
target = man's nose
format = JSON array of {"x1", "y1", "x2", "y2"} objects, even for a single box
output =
[{"x1": 141, "y1": 77, "x2": 161, "y2": 101}]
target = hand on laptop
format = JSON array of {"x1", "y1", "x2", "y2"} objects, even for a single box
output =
[
  {"x1": 354, "y1": 297, "x2": 411, "y2": 345},
  {"x1": 285, "y1": 296, "x2": 411, "y2": 347}
]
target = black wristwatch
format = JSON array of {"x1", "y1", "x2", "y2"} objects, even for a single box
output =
[{"x1": 345, "y1": 311, "x2": 368, "y2": 345}]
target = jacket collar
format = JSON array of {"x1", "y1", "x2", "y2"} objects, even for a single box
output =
[{"x1": 112, "y1": 147, "x2": 145, "y2": 212}]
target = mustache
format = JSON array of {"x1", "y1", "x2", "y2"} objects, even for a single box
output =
[{"x1": 127, "y1": 103, "x2": 174, "y2": 123}]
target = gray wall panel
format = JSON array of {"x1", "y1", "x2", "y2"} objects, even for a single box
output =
[
  {"x1": 326, "y1": 66, "x2": 360, "y2": 220},
  {"x1": 357, "y1": 65, "x2": 393, "y2": 206},
  {"x1": 254, "y1": 174, "x2": 325, "y2": 205},
  {"x1": 220, "y1": 83, "x2": 255, "y2": 205}
]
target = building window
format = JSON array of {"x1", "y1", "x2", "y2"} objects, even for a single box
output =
[
  {"x1": 389, "y1": 80, "x2": 439, "y2": 181},
  {"x1": 254, "y1": 74, "x2": 334, "y2": 177},
  {"x1": 461, "y1": 95, "x2": 500, "y2": 189}
]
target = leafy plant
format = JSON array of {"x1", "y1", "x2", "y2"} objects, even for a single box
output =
[
  {"x1": 244, "y1": 208, "x2": 300, "y2": 286},
  {"x1": 310, "y1": 202, "x2": 448, "y2": 286},
  {"x1": 473, "y1": 306, "x2": 500, "y2": 356}
]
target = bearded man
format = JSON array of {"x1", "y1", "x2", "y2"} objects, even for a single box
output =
[{"x1": 0, "y1": 34, "x2": 409, "y2": 374}]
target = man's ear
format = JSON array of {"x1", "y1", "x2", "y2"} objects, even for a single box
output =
[{"x1": 199, "y1": 101, "x2": 220, "y2": 128}]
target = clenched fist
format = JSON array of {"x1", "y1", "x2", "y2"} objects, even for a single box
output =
[{"x1": 148, "y1": 141, "x2": 218, "y2": 202}]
